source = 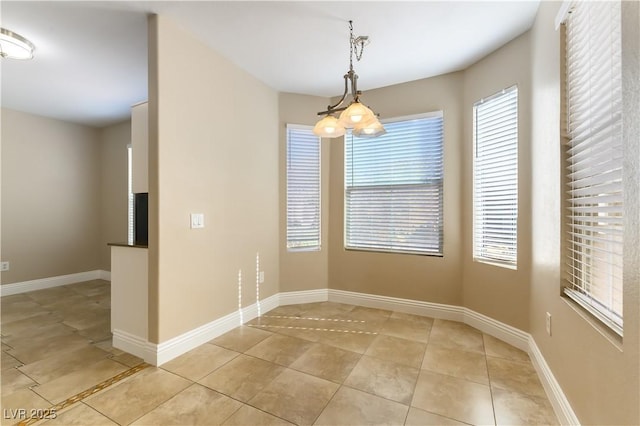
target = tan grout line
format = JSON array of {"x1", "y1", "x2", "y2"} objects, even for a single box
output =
[{"x1": 17, "y1": 362, "x2": 150, "y2": 426}]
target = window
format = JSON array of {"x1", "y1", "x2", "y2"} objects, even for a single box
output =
[
  {"x1": 345, "y1": 113, "x2": 444, "y2": 255},
  {"x1": 286, "y1": 124, "x2": 321, "y2": 251},
  {"x1": 127, "y1": 144, "x2": 134, "y2": 245},
  {"x1": 473, "y1": 86, "x2": 518, "y2": 267},
  {"x1": 563, "y1": 1, "x2": 623, "y2": 335}
]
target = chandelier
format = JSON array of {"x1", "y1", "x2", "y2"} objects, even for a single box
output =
[
  {"x1": 313, "y1": 21, "x2": 385, "y2": 138},
  {"x1": 0, "y1": 28, "x2": 35, "y2": 60}
]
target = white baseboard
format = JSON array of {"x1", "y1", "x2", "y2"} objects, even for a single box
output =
[
  {"x1": 328, "y1": 289, "x2": 464, "y2": 322},
  {"x1": 529, "y1": 336, "x2": 581, "y2": 425},
  {"x1": 463, "y1": 308, "x2": 530, "y2": 352},
  {"x1": 112, "y1": 329, "x2": 155, "y2": 363},
  {"x1": 112, "y1": 287, "x2": 576, "y2": 425},
  {"x1": 136, "y1": 293, "x2": 280, "y2": 366},
  {"x1": 1, "y1": 270, "x2": 111, "y2": 296},
  {"x1": 279, "y1": 289, "x2": 328, "y2": 305}
]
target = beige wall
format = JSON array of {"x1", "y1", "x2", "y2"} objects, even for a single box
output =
[
  {"x1": 328, "y1": 73, "x2": 464, "y2": 305},
  {"x1": 99, "y1": 120, "x2": 131, "y2": 270},
  {"x1": 1, "y1": 109, "x2": 102, "y2": 284},
  {"x1": 278, "y1": 92, "x2": 331, "y2": 292},
  {"x1": 462, "y1": 32, "x2": 532, "y2": 331},
  {"x1": 148, "y1": 15, "x2": 280, "y2": 343},
  {"x1": 528, "y1": 2, "x2": 640, "y2": 424}
]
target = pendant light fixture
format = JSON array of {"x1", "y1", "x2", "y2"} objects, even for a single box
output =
[
  {"x1": 313, "y1": 21, "x2": 385, "y2": 139},
  {"x1": 0, "y1": 28, "x2": 35, "y2": 60}
]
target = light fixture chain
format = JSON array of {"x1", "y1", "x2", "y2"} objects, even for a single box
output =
[{"x1": 349, "y1": 20, "x2": 354, "y2": 71}]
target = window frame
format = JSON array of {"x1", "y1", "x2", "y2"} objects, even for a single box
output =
[
  {"x1": 472, "y1": 85, "x2": 519, "y2": 269},
  {"x1": 285, "y1": 124, "x2": 322, "y2": 252},
  {"x1": 560, "y1": 0, "x2": 623, "y2": 337},
  {"x1": 343, "y1": 111, "x2": 444, "y2": 256}
]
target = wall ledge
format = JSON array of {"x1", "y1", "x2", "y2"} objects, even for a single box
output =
[{"x1": 0, "y1": 270, "x2": 111, "y2": 296}]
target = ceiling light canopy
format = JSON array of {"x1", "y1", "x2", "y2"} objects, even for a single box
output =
[
  {"x1": 0, "y1": 28, "x2": 35, "y2": 60},
  {"x1": 314, "y1": 21, "x2": 385, "y2": 139}
]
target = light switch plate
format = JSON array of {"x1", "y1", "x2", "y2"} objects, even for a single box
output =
[{"x1": 190, "y1": 213, "x2": 204, "y2": 229}]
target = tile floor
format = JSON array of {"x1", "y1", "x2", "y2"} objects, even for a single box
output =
[{"x1": 1, "y1": 280, "x2": 559, "y2": 425}]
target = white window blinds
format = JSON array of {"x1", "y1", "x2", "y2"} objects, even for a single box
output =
[
  {"x1": 473, "y1": 86, "x2": 518, "y2": 267},
  {"x1": 563, "y1": 1, "x2": 623, "y2": 335},
  {"x1": 286, "y1": 125, "x2": 321, "y2": 251},
  {"x1": 345, "y1": 113, "x2": 444, "y2": 255}
]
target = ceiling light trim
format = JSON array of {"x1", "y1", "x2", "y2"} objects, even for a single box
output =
[{"x1": 0, "y1": 27, "x2": 35, "y2": 60}]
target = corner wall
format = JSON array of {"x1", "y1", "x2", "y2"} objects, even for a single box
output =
[
  {"x1": 1, "y1": 109, "x2": 102, "y2": 284},
  {"x1": 278, "y1": 93, "x2": 331, "y2": 293},
  {"x1": 148, "y1": 15, "x2": 280, "y2": 343},
  {"x1": 99, "y1": 120, "x2": 131, "y2": 270}
]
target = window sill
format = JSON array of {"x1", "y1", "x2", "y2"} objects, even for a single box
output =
[
  {"x1": 473, "y1": 257, "x2": 517, "y2": 270},
  {"x1": 561, "y1": 293, "x2": 623, "y2": 351}
]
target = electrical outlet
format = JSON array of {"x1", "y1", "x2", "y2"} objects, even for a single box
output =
[
  {"x1": 259, "y1": 271, "x2": 265, "y2": 284},
  {"x1": 0, "y1": 261, "x2": 9, "y2": 272},
  {"x1": 546, "y1": 312, "x2": 552, "y2": 336}
]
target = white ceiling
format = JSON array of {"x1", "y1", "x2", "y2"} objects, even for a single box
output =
[{"x1": 1, "y1": 1, "x2": 540, "y2": 128}]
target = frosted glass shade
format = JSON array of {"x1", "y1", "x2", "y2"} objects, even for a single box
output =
[
  {"x1": 0, "y1": 28, "x2": 35, "y2": 60},
  {"x1": 338, "y1": 102, "x2": 376, "y2": 127},
  {"x1": 353, "y1": 117, "x2": 386, "y2": 138},
  {"x1": 313, "y1": 115, "x2": 346, "y2": 138}
]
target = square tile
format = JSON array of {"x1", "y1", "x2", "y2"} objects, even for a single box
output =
[
  {"x1": 487, "y1": 356, "x2": 547, "y2": 398},
  {"x1": 18, "y1": 345, "x2": 110, "y2": 384},
  {"x1": 344, "y1": 355, "x2": 420, "y2": 405},
  {"x1": 483, "y1": 334, "x2": 530, "y2": 362},
  {"x1": 412, "y1": 370, "x2": 494, "y2": 425},
  {"x1": 199, "y1": 354, "x2": 285, "y2": 402},
  {"x1": 379, "y1": 317, "x2": 431, "y2": 343},
  {"x1": 301, "y1": 302, "x2": 355, "y2": 318},
  {"x1": 365, "y1": 334, "x2": 427, "y2": 368},
  {"x1": 421, "y1": 345, "x2": 489, "y2": 384},
  {"x1": 404, "y1": 407, "x2": 466, "y2": 425},
  {"x1": 1, "y1": 368, "x2": 37, "y2": 395},
  {"x1": 8, "y1": 334, "x2": 93, "y2": 364},
  {"x1": 85, "y1": 367, "x2": 191, "y2": 425},
  {"x1": 314, "y1": 329, "x2": 377, "y2": 354},
  {"x1": 265, "y1": 319, "x2": 325, "y2": 342},
  {"x1": 428, "y1": 319, "x2": 484, "y2": 354},
  {"x1": 223, "y1": 404, "x2": 294, "y2": 425},
  {"x1": 314, "y1": 386, "x2": 408, "y2": 426},
  {"x1": 1, "y1": 353, "x2": 22, "y2": 371},
  {"x1": 43, "y1": 402, "x2": 118, "y2": 425},
  {"x1": 493, "y1": 387, "x2": 558, "y2": 425},
  {"x1": 340, "y1": 306, "x2": 392, "y2": 331},
  {"x1": 161, "y1": 343, "x2": 238, "y2": 381},
  {"x1": 250, "y1": 369, "x2": 338, "y2": 425},
  {"x1": 245, "y1": 334, "x2": 314, "y2": 367},
  {"x1": 1, "y1": 389, "x2": 51, "y2": 426},
  {"x1": 210, "y1": 326, "x2": 272, "y2": 352},
  {"x1": 131, "y1": 384, "x2": 242, "y2": 425},
  {"x1": 290, "y1": 343, "x2": 361, "y2": 383},
  {"x1": 32, "y1": 359, "x2": 128, "y2": 404}
]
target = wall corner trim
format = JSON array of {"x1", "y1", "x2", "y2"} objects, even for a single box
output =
[{"x1": 0, "y1": 270, "x2": 110, "y2": 296}]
